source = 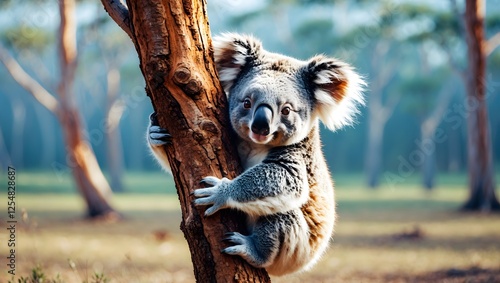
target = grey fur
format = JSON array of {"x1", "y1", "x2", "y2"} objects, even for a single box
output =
[{"x1": 148, "y1": 33, "x2": 365, "y2": 276}]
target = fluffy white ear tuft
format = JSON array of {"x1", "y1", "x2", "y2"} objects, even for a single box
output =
[
  {"x1": 212, "y1": 33, "x2": 263, "y2": 93},
  {"x1": 305, "y1": 55, "x2": 366, "y2": 131}
]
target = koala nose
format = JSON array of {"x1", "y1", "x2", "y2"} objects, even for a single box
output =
[{"x1": 251, "y1": 105, "x2": 273, "y2": 136}]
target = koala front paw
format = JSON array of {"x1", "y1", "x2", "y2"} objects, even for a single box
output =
[
  {"x1": 193, "y1": 176, "x2": 231, "y2": 216},
  {"x1": 148, "y1": 112, "x2": 172, "y2": 146}
]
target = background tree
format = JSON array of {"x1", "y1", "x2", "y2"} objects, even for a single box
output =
[
  {"x1": 462, "y1": 0, "x2": 500, "y2": 211},
  {"x1": 101, "y1": 0, "x2": 270, "y2": 281},
  {"x1": 408, "y1": 0, "x2": 500, "y2": 208},
  {"x1": 0, "y1": 0, "x2": 118, "y2": 219},
  {"x1": 80, "y1": 13, "x2": 130, "y2": 193}
]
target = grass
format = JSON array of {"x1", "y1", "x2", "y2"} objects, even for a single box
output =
[{"x1": 1, "y1": 172, "x2": 500, "y2": 282}]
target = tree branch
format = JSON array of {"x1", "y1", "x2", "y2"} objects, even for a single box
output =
[
  {"x1": 0, "y1": 45, "x2": 60, "y2": 116},
  {"x1": 100, "y1": 0, "x2": 133, "y2": 40},
  {"x1": 422, "y1": 79, "x2": 456, "y2": 136},
  {"x1": 379, "y1": 92, "x2": 401, "y2": 125},
  {"x1": 57, "y1": 0, "x2": 78, "y2": 108},
  {"x1": 106, "y1": 68, "x2": 125, "y2": 131},
  {"x1": 486, "y1": 32, "x2": 500, "y2": 56}
]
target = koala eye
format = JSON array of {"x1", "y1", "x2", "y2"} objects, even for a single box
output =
[
  {"x1": 243, "y1": 99, "x2": 252, "y2": 109},
  {"x1": 281, "y1": 106, "x2": 291, "y2": 116}
]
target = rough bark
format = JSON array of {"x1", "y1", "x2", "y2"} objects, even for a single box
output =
[
  {"x1": 462, "y1": 0, "x2": 500, "y2": 212},
  {"x1": 102, "y1": 0, "x2": 271, "y2": 281}
]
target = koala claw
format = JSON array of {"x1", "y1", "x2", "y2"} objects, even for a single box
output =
[
  {"x1": 223, "y1": 232, "x2": 246, "y2": 245},
  {"x1": 223, "y1": 232, "x2": 248, "y2": 256},
  {"x1": 200, "y1": 176, "x2": 230, "y2": 186},
  {"x1": 149, "y1": 127, "x2": 172, "y2": 145},
  {"x1": 148, "y1": 112, "x2": 172, "y2": 146},
  {"x1": 194, "y1": 177, "x2": 231, "y2": 216},
  {"x1": 193, "y1": 191, "x2": 223, "y2": 216},
  {"x1": 222, "y1": 244, "x2": 247, "y2": 256}
]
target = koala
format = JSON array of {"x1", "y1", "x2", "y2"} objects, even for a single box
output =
[{"x1": 147, "y1": 33, "x2": 364, "y2": 276}]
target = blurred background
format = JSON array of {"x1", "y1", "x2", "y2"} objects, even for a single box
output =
[{"x1": 0, "y1": 0, "x2": 499, "y2": 282}]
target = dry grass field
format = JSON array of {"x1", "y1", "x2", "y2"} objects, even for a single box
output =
[{"x1": 1, "y1": 172, "x2": 500, "y2": 282}]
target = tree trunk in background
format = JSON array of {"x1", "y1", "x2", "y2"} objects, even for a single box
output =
[
  {"x1": 106, "y1": 114, "x2": 125, "y2": 193},
  {"x1": 58, "y1": 0, "x2": 119, "y2": 218},
  {"x1": 366, "y1": 117, "x2": 384, "y2": 188},
  {"x1": 447, "y1": 128, "x2": 463, "y2": 172},
  {"x1": 10, "y1": 95, "x2": 26, "y2": 168},
  {"x1": 0, "y1": 128, "x2": 12, "y2": 168},
  {"x1": 102, "y1": 0, "x2": 271, "y2": 281},
  {"x1": 365, "y1": 41, "x2": 399, "y2": 189},
  {"x1": 60, "y1": 108, "x2": 118, "y2": 217},
  {"x1": 462, "y1": 0, "x2": 500, "y2": 212},
  {"x1": 35, "y1": 105, "x2": 56, "y2": 168},
  {"x1": 0, "y1": 0, "x2": 118, "y2": 219},
  {"x1": 106, "y1": 68, "x2": 124, "y2": 193},
  {"x1": 420, "y1": 81, "x2": 455, "y2": 190}
]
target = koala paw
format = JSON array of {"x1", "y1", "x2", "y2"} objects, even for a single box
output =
[
  {"x1": 148, "y1": 112, "x2": 172, "y2": 146},
  {"x1": 222, "y1": 232, "x2": 249, "y2": 255},
  {"x1": 193, "y1": 176, "x2": 231, "y2": 216}
]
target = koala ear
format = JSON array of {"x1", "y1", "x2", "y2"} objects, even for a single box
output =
[
  {"x1": 305, "y1": 55, "x2": 365, "y2": 131},
  {"x1": 212, "y1": 33, "x2": 263, "y2": 92}
]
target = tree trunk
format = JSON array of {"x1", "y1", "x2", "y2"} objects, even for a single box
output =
[
  {"x1": 35, "y1": 104, "x2": 56, "y2": 168},
  {"x1": 365, "y1": 41, "x2": 399, "y2": 189},
  {"x1": 422, "y1": 148, "x2": 436, "y2": 190},
  {"x1": 420, "y1": 81, "x2": 455, "y2": 190},
  {"x1": 0, "y1": 0, "x2": 118, "y2": 219},
  {"x1": 106, "y1": 116, "x2": 125, "y2": 193},
  {"x1": 420, "y1": 126, "x2": 438, "y2": 190},
  {"x1": 106, "y1": 68, "x2": 124, "y2": 193},
  {"x1": 60, "y1": 108, "x2": 118, "y2": 218},
  {"x1": 0, "y1": 126, "x2": 12, "y2": 168},
  {"x1": 462, "y1": 0, "x2": 500, "y2": 212},
  {"x1": 366, "y1": 116, "x2": 384, "y2": 188},
  {"x1": 10, "y1": 94, "x2": 26, "y2": 168},
  {"x1": 102, "y1": 0, "x2": 271, "y2": 281},
  {"x1": 58, "y1": 0, "x2": 119, "y2": 219}
]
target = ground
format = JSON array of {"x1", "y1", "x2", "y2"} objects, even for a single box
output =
[{"x1": 1, "y1": 172, "x2": 499, "y2": 282}]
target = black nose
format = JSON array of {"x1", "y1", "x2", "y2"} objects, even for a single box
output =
[{"x1": 251, "y1": 105, "x2": 273, "y2": 136}]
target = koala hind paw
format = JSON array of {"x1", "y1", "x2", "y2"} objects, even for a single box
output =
[{"x1": 223, "y1": 232, "x2": 247, "y2": 245}]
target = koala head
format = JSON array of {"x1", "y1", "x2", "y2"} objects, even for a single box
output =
[{"x1": 213, "y1": 33, "x2": 365, "y2": 147}]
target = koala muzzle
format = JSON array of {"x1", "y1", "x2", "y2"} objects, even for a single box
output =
[{"x1": 251, "y1": 104, "x2": 273, "y2": 136}]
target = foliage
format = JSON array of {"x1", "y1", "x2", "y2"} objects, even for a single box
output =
[
  {"x1": 9, "y1": 265, "x2": 109, "y2": 283},
  {"x1": 398, "y1": 68, "x2": 450, "y2": 116},
  {"x1": 1, "y1": 27, "x2": 53, "y2": 52},
  {"x1": 10, "y1": 266, "x2": 64, "y2": 283}
]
